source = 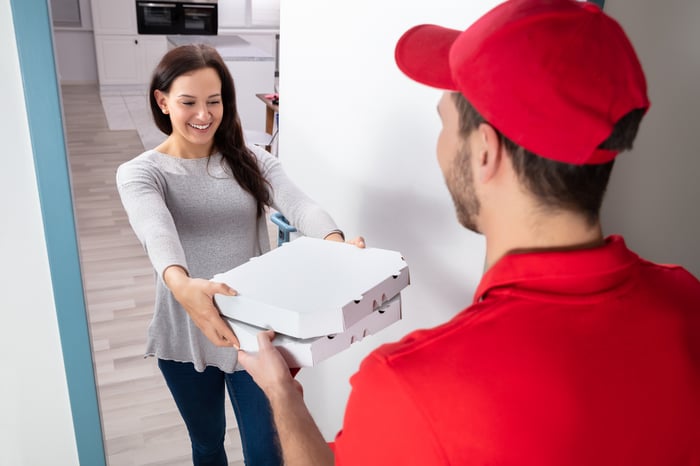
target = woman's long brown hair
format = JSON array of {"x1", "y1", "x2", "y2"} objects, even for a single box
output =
[{"x1": 149, "y1": 43, "x2": 271, "y2": 217}]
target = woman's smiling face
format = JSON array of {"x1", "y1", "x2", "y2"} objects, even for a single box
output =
[{"x1": 155, "y1": 66, "x2": 223, "y2": 158}]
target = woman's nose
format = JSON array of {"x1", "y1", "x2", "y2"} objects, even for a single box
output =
[{"x1": 196, "y1": 104, "x2": 210, "y2": 119}]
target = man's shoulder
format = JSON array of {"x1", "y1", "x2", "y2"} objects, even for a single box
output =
[
  {"x1": 365, "y1": 304, "x2": 489, "y2": 368},
  {"x1": 348, "y1": 303, "x2": 505, "y2": 415},
  {"x1": 638, "y1": 255, "x2": 699, "y2": 281},
  {"x1": 635, "y1": 257, "x2": 700, "y2": 308}
]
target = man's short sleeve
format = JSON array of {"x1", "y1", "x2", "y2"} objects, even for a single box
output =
[{"x1": 333, "y1": 351, "x2": 446, "y2": 465}]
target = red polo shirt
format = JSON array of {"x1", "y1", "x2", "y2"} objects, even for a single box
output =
[{"x1": 333, "y1": 235, "x2": 700, "y2": 465}]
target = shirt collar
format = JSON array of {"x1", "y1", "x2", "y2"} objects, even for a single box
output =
[{"x1": 473, "y1": 235, "x2": 641, "y2": 304}]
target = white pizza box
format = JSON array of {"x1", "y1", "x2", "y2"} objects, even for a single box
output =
[
  {"x1": 213, "y1": 236, "x2": 409, "y2": 339},
  {"x1": 228, "y1": 294, "x2": 402, "y2": 367}
]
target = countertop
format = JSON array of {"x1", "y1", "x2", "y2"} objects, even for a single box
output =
[{"x1": 167, "y1": 35, "x2": 273, "y2": 61}]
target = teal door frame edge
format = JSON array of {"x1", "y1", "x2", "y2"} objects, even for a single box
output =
[{"x1": 9, "y1": 1, "x2": 106, "y2": 465}]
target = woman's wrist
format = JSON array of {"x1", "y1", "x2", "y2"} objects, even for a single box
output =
[
  {"x1": 163, "y1": 265, "x2": 190, "y2": 292},
  {"x1": 323, "y1": 230, "x2": 345, "y2": 242}
]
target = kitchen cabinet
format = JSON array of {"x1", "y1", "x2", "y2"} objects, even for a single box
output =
[
  {"x1": 91, "y1": 0, "x2": 165, "y2": 91},
  {"x1": 94, "y1": 35, "x2": 166, "y2": 89},
  {"x1": 91, "y1": 0, "x2": 136, "y2": 35}
]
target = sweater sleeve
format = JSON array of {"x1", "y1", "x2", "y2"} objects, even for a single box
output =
[
  {"x1": 251, "y1": 145, "x2": 340, "y2": 239},
  {"x1": 115, "y1": 156, "x2": 188, "y2": 278}
]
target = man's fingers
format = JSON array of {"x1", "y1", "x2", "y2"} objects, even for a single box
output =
[{"x1": 255, "y1": 329, "x2": 276, "y2": 350}]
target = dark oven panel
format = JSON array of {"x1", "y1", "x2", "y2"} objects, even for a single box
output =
[{"x1": 136, "y1": 1, "x2": 218, "y2": 35}]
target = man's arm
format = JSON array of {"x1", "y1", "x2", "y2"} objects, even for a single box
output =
[{"x1": 237, "y1": 330, "x2": 334, "y2": 466}]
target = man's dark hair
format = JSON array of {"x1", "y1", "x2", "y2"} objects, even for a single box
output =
[{"x1": 452, "y1": 92, "x2": 645, "y2": 224}]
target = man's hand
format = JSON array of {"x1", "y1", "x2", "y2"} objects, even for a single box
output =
[
  {"x1": 238, "y1": 330, "x2": 333, "y2": 466},
  {"x1": 163, "y1": 265, "x2": 240, "y2": 348},
  {"x1": 237, "y1": 330, "x2": 300, "y2": 395}
]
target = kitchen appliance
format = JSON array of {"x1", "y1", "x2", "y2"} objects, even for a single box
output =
[{"x1": 136, "y1": 0, "x2": 218, "y2": 35}]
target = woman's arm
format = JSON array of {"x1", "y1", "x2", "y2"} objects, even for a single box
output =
[
  {"x1": 116, "y1": 159, "x2": 238, "y2": 347},
  {"x1": 116, "y1": 160, "x2": 188, "y2": 277},
  {"x1": 254, "y1": 147, "x2": 340, "y2": 239},
  {"x1": 253, "y1": 146, "x2": 365, "y2": 246}
]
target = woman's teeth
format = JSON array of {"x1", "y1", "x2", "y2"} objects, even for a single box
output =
[{"x1": 189, "y1": 122, "x2": 211, "y2": 130}]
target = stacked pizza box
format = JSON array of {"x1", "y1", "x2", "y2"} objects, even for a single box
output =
[{"x1": 213, "y1": 237, "x2": 410, "y2": 367}]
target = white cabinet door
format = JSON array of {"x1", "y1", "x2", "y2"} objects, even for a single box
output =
[
  {"x1": 95, "y1": 35, "x2": 140, "y2": 85},
  {"x1": 139, "y1": 36, "x2": 168, "y2": 84},
  {"x1": 91, "y1": 0, "x2": 137, "y2": 34},
  {"x1": 94, "y1": 35, "x2": 166, "y2": 87}
]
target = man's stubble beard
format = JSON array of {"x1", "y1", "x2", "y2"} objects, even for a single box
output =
[{"x1": 446, "y1": 144, "x2": 481, "y2": 234}]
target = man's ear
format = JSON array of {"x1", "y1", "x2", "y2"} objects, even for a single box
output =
[{"x1": 476, "y1": 122, "x2": 503, "y2": 182}]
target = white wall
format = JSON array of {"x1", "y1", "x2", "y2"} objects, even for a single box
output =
[
  {"x1": 601, "y1": 0, "x2": 700, "y2": 277},
  {"x1": 53, "y1": 29, "x2": 98, "y2": 84},
  {"x1": 51, "y1": 0, "x2": 98, "y2": 84},
  {"x1": 0, "y1": 1, "x2": 79, "y2": 464},
  {"x1": 281, "y1": 0, "x2": 700, "y2": 440},
  {"x1": 280, "y1": 0, "x2": 501, "y2": 439}
]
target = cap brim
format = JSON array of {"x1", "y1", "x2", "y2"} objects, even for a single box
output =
[{"x1": 395, "y1": 24, "x2": 461, "y2": 91}]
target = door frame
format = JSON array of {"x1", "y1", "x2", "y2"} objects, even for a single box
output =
[{"x1": 9, "y1": 0, "x2": 106, "y2": 464}]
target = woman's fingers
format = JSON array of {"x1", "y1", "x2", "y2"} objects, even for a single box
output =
[
  {"x1": 348, "y1": 236, "x2": 366, "y2": 248},
  {"x1": 210, "y1": 280, "x2": 238, "y2": 296},
  {"x1": 201, "y1": 314, "x2": 239, "y2": 348}
]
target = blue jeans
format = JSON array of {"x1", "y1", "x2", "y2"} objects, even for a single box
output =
[{"x1": 158, "y1": 359, "x2": 283, "y2": 466}]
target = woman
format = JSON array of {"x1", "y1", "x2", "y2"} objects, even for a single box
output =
[{"x1": 116, "y1": 44, "x2": 361, "y2": 466}]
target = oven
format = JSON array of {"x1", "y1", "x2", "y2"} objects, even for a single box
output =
[{"x1": 136, "y1": 0, "x2": 218, "y2": 35}]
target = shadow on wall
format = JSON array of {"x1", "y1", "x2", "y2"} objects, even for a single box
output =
[
  {"x1": 600, "y1": 0, "x2": 700, "y2": 277},
  {"x1": 353, "y1": 181, "x2": 484, "y2": 322}
]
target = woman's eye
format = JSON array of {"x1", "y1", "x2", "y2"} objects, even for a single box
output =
[
  {"x1": 182, "y1": 102, "x2": 194, "y2": 106},
  {"x1": 208, "y1": 100, "x2": 221, "y2": 105}
]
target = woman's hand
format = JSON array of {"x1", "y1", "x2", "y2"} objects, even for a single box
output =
[
  {"x1": 163, "y1": 265, "x2": 240, "y2": 348},
  {"x1": 346, "y1": 236, "x2": 366, "y2": 248},
  {"x1": 324, "y1": 232, "x2": 366, "y2": 249}
]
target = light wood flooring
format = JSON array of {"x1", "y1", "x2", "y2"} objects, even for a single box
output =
[{"x1": 61, "y1": 84, "x2": 246, "y2": 466}]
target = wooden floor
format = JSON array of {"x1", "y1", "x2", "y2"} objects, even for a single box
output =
[{"x1": 61, "y1": 84, "x2": 245, "y2": 466}]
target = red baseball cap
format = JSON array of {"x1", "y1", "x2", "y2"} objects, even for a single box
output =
[{"x1": 395, "y1": 0, "x2": 650, "y2": 165}]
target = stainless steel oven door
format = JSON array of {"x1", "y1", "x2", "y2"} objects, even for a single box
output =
[
  {"x1": 136, "y1": 1, "x2": 179, "y2": 34},
  {"x1": 182, "y1": 2, "x2": 217, "y2": 35}
]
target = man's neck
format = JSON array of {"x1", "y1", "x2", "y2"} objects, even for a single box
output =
[{"x1": 482, "y1": 210, "x2": 604, "y2": 271}]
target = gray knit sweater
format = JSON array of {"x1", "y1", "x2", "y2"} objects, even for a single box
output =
[{"x1": 116, "y1": 145, "x2": 340, "y2": 372}]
